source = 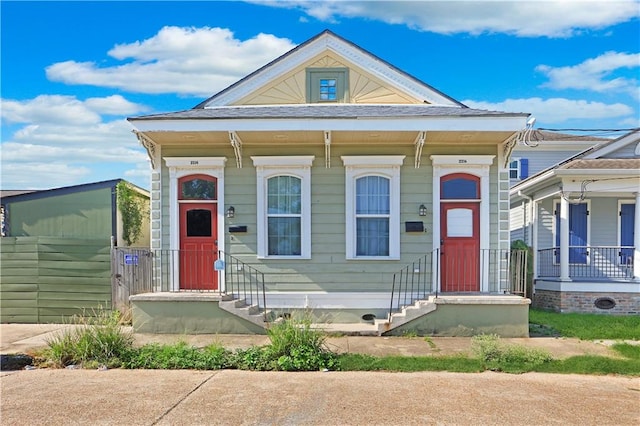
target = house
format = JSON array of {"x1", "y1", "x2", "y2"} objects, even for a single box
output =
[
  {"x1": 0, "y1": 179, "x2": 150, "y2": 323},
  {"x1": 509, "y1": 131, "x2": 607, "y2": 244},
  {"x1": 510, "y1": 130, "x2": 640, "y2": 314},
  {"x1": 127, "y1": 30, "x2": 532, "y2": 336}
]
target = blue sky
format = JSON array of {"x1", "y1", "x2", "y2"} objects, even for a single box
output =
[{"x1": 2, "y1": 1, "x2": 639, "y2": 191}]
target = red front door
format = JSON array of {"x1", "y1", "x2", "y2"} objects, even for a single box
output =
[
  {"x1": 179, "y1": 203, "x2": 218, "y2": 290},
  {"x1": 440, "y1": 202, "x2": 480, "y2": 292}
]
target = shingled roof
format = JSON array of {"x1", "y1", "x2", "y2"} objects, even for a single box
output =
[{"x1": 129, "y1": 104, "x2": 526, "y2": 121}]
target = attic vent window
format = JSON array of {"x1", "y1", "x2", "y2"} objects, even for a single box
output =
[
  {"x1": 307, "y1": 68, "x2": 348, "y2": 103},
  {"x1": 320, "y1": 78, "x2": 337, "y2": 100}
]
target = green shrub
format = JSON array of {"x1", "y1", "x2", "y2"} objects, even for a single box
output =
[
  {"x1": 124, "y1": 342, "x2": 231, "y2": 370},
  {"x1": 262, "y1": 314, "x2": 339, "y2": 371},
  {"x1": 471, "y1": 334, "x2": 553, "y2": 372},
  {"x1": 231, "y1": 345, "x2": 277, "y2": 371},
  {"x1": 45, "y1": 308, "x2": 133, "y2": 368}
]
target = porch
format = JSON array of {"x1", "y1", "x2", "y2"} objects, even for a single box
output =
[
  {"x1": 114, "y1": 247, "x2": 530, "y2": 336},
  {"x1": 533, "y1": 245, "x2": 639, "y2": 314}
]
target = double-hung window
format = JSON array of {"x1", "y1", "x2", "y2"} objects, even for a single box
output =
[
  {"x1": 253, "y1": 156, "x2": 313, "y2": 259},
  {"x1": 342, "y1": 156, "x2": 404, "y2": 260},
  {"x1": 509, "y1": 158, "x2": 529, "y2": 180}
]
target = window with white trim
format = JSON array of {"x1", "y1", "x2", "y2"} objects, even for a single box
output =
[
  {"x1": 342, "y1": 156, "x2": 404, "y2": 260},
  {"x1": 307, "y1": 68, "x2": 348, "y2": 103},
  {"x1": 252, "y1": 156, "x2": 313, "y2": 259},
  {"x1": 509, "y1": 158, "x2": 529, "y2": 180}
]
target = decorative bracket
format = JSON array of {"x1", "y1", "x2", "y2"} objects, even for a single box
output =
[
  {"x1": 324, "y1": 131, "x2": 331, "y2": 168},
  {"x1": 133, "y1": 130, "x2": 158, "y2": 169},
  {"x1": 414, "y1": 131, "x2": 426, "y2": 168},
  {"x1": 502, "y1": 117, "x2": 537, "y2": 167},
  {"x1": 229, "y1": 131, "x2": 243, "y2": 168}
]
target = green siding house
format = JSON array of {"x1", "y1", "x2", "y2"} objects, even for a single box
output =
[
  {"x1": 0, "y1": 179, "x2": 150, "y2": 323},
  {"x1": 127, "y1": 30, "x2": 532, "y2": 336}
]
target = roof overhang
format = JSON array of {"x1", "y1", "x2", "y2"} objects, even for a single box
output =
[{"x1": 130, "y1": 115, "x2": 527, "y2": 134}]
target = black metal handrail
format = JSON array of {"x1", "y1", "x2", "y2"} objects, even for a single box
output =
[
  {"x1": 389, "y1": 250, "x2": 438, "y2": 317},
  {"x1": 388, "y1": 249, "x2": 528, "y2": 320},
  {"x1": 218, "y1": 250, "x2": 268, "y2": 320}
]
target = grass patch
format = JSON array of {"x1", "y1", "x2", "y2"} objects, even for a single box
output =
[
  {"x1": 529, "y1": 309, "x2": 640, "y2": 340},
  {"x1": 536, "y1": 356, "x2": 640, "y2": 376},
  {"x1": 612, "y1": 343, "x2": 640, "y2": 360},
  {"x1": 339, "y1": 353, "x2": 484, "y2": 373}
]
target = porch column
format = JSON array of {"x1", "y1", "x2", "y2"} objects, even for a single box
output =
[
  {"x1": 532, "y1": 200, "x2": 539, "y2": 280},
  {"x1": 559, "y1": 196, "x2": 571, "y2": 281},
  {"x1": 634, "y1": 193, "x2": 640, "y2": 281}
]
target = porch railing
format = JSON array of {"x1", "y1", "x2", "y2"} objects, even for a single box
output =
[
  {"x1": 111, "y1": 247, "x2": 267, "y2": 312},
  {"x1": 537, "y1": 246, "x2": 634, "y2": 280},
  {"x1": 389, "y1": 249, "x2": 528, "y2": 316}
]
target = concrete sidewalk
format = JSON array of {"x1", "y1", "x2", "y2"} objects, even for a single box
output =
[
  {"x1": 0, "y1": 323, "x2": 622, "y2": 359},
  {"x1": 1, "y1": 369, "x2": 639, "y2": 425}
]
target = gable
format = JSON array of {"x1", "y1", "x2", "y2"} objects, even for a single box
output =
[
  {"x1": 583, "y1": 129, "x2": 640, "y2": 160},
  {"x1": 200, "y1": 30, "x2": 462, "y2": 108},
  {"x1": 234, "y1": 51, "x2": 420, "y2": 106}
]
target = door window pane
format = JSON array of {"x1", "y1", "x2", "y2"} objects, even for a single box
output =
[
  {"x1": 442, "y1": 177, "x2": 479, "y2": 199},
  {"x1": 447, "y1": 208, "x2": 473, "y2": 237},
  {"x1": 186, "y1": 209, "x2": 212, "y2": 237},
  {"x1": 181, "y1": 178, "x2": 215, "y2": 200}
]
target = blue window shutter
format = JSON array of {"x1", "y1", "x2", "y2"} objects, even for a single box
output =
[
  {"x1": 520, "y1": 159, "x2": 529, "y2": 179},
  {"x1": 569, "y1": 203, "x2": 588, "y2": 264},
  {"x1": 620, "y1": 204, "x2": 635, "y2": 264}
]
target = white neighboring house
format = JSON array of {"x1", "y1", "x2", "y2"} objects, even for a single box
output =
[
  {"x1": 510, "y1": 129, "x2": 640, "y2": 314},
  {"x1": 509, "y1": 131, "x2": 606, "y2": 244}
]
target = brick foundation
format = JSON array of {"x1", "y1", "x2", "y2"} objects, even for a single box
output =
[{"x1": 533, "y1": 290, "x2": 639, "y2": 315}]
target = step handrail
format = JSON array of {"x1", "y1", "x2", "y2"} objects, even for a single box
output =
[
  {"x1": 389, "y1": 249, "x2": 438, "y2": 320},
  {"x1": 218, "y1": 250, "x2": 268, "y2": 321}
]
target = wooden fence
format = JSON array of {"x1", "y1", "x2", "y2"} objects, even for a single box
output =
[
  {"x1": 110, "y1": 247, "x2": 153, "y2": 311},
  {"x1": 0, "y1": 237, "x2": 111, "y2": 323}
]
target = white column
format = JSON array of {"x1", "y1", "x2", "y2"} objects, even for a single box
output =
[
  {"x1": 633, "y1": 193, "x2": 640, "y2": 281},
  {"x1": 532, "y1": 200, "x2": 539, "y2": 280},
  {"x1": 559, "y1": 197, "x2": 571, "y2": 281}
]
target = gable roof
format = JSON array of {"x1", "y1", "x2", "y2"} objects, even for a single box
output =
[
  {"x1": 511, "y1": 129, "x2": 640, "y2": 195},
  {"x1": 195, "y1": 29, "x2": 464, "y2": 109},
  {"x1": 582, "y1": 129, "x2": 640, "y2": 159},
  {"x1": 0, "y1": 179, "x2": 149, "y2": 204},
  {"x1": 128, "y1": 30, "x2": 530, "y2": 135}
]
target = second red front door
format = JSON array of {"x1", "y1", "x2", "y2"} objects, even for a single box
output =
[{"x1": 440, "y1": 202, "x2": 480, "y2": 292}]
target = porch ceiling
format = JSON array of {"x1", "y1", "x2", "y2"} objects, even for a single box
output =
[{"x1": 142, "y1": 130, "x2": 514, "y2": 146}]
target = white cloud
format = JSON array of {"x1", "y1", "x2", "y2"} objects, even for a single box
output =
[
  {"x1": 45, "y1": 27, "x2": 296, "y2": 96},
  {"x1": 253, "y1": 0, "x2": 639, "y2": 37},
  {"x1": 1, "y1": 95, "x2": 148, "y2": 125},
  {"x1": 536, "y1": 51, "x2": 640, "y2": 97},
  {"x1": 0, "y1": 162, "x2": 92, "y2": 189},
  {"x1": 1, "y1": 95, "x2": 149, "y2": 189},
  {"x1": 464, "y1": 97, "x2": 636, "y2": 124}
]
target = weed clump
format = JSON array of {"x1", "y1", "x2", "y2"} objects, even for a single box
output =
[
  {"x1": 44, "y1": 308, "x2": 133, "y2": 368},
  {"x1": 471, "y1": 334, "x2": 553, "y2": 372}
]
